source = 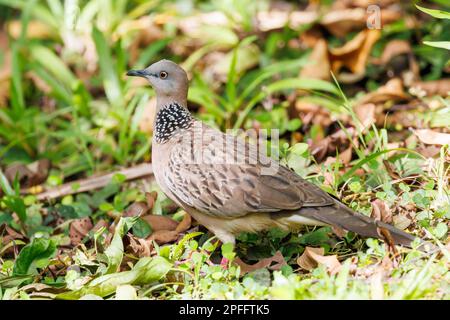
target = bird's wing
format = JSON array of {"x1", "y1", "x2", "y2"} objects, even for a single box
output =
[{"x1": 162, "y1": 123, "x2": 333, "y2": 218}]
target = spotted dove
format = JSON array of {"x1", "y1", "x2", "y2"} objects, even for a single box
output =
[{"x1": 127, "y1": 59, "x2": 417, "y2": 247}]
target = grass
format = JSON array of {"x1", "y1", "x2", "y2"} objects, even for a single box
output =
[{"x1": 0, "y1": 0, "x2": 449, "y2": 300}]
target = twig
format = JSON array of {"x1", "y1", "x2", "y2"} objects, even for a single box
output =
[{"x1": 33, "y1": 163, "x2": 153, "y2": 201}]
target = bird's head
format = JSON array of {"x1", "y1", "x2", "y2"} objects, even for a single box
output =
[{"x1": 127, "y1": 59, "x2": 188, "y2": 100}]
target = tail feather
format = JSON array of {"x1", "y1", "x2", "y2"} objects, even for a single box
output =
[{"x1": 294, "y1": 201, "x2": 417, "y2": 247}]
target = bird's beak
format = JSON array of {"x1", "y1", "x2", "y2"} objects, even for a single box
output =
[{"x1": 126, "y1": 69, "x2": 147, "y2": 77}]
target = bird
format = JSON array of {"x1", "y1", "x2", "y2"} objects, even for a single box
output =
[{"x1": 127, "y1": 59, "x2": 419, "y2": 248}]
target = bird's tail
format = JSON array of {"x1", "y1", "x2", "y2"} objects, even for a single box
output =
[{"x1": 291, "y1": 201, "x2": 417, "y2": 247}]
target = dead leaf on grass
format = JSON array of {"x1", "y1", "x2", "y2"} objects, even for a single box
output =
[
  {"x1": 371, "y1": 199, "x2": 393, "y2": 224},
  {"x1": 70, "y1": 217, "x2": 93, "y2": 246},
  {"x1": 300, "y1": 39, "x2": 330, "y2": 81},
  {"x1": 175, "y1": 213, "x2": 192, "y2": 233},
  {"x1": 148, "y1": 230, "x2": 179, "y2": 245},
  {"x1": 297, "y1": 247, "x2": 342, "y2": 275},
  {"x1": 411, "y1": 80, "x2": 450, "y2": 97},
  {"x1": 127, "y1": 234, "x2": 153, "y2": 257},
  {"x1": 123, "y1": 202, "x2": 149, "y2": 217},
  {"x1": 142, "y1": 215, "x2": 179, "y2": 232},
  {"x1": 145, "y1": 191, "x2": 158, "y2": 211},
  {"x1": 359, "y1": 78, "x2": 409, "y2": 105},
  {"x1": 329, "y1": 29, "x2": 381, "y2": 78},
  {"x1": 413, "y1": 129, "x2": 450, "y2": 146},
  {"x1": 4, "y1": 159, "x2": 51, "y2": 188},
  {"x1": 354, "y1": 103, "x2": 376, "y2": 131},
  {"x1": 235, "y1": 251, "x2": 287, "y2": 275}
]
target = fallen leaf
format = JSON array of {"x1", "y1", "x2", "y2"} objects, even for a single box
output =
[
  {"x1": 234, "y1": 251, "x2": 287, "y2": 274},
  {"x1": 175, "y1": 213, "x2": 192, "y2": 233},
  {"x1": 123, "y1": 202, "x2": 149, "y2": 217},
  {"x1": 411, "y1": 80, "x2": 450, "y2": 97},
  {"x1": 393, "y1": 214, "x2": 412, "y2": 230},
  {"x1": 376, "y1": 39, "x2": 412, "y2": 65},
  {"x1": 300, "y1": 39, "x2": 330, "y2": 81},
  {"x1": 371, "y1": 199, "x2": 393, "y2": 224},
  {"x1": 321, "y1": 8, "x2": 400, "y2": 37},
  {"x1": 148, "y1": 230, "x2": 179, "y2": 245},
  {"x1": 295, "y1": 100, "x2": 333, "y2": 127},
  {"x1": 127, "y1": 234, "x2": 152, "y2": 257},
  {"x1": 359, "y1": 78, "x2": 409, "y2": 105},
  {"x1": 413, "y1": 129, "x2": 450, "y2": 146},
  {"x1": 70, "y1": 217, "x2": 93, "y2": 246},
  {"x1": 4, "y1": 159, "x2": 51, "y2": 188},
  {"x1": 92, "y1": 219, "x2": 109, "y2": 233},
  {"x1": 330, "y1": 29, "x2": 381, "y2": 77},
  {"x1": 142, "y1": 215, "x2": 179, "y2": 232},
  {"x1": 310, "y1": 128, "x2": 355, "y2": 163},
  {"x1": 331, "y1": 225, "x2": 347, "y2": 238},
  {"x1": 354, "y1": 103, "x2": 376, "y2": 131},
  {"x1": 297, "y1": 247, "x2": 341, "y2": 275},
  {"x1": 145, "y1": 191, "x2": 158, "y2": 211}
]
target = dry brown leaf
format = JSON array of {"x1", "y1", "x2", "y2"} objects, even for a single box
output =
[
  {"x1": 322, "y1": 8, "x2": 400, "y2": 37},
  {"x1": 92, "y1": 219, "x2": 109, "y2": 233},
  {"x1": 295, "y1": 100, "x2": 333, "y2": 127},
  {"x1": 359, "y1": 78, "x2": 408, "y2": 105},
  {"x1": 377, "y1": 40, "x2": 412, "y2": 65},
  {"x1": 148, "y1": 230, "x2": 179, "y2": 245},
  {"x1": 330, "y1": 29, "x2": 381, "y2": 76},
  {"x1": 142, "y1": 215, "x2": 179, "y2": 232},
  {"x1": 0, "y1": 223, "x2": 25, "y2": 247},
  {"x1": 297, "y1": 247, "x2": 342, "y2": 275},
  {"x1": 411, "y1": 80, "x2": 450, "y2": 97},
  {"x1": 175, "y1": 213, "x2": 192, "y2": 233},
  {"x1": 331, "y1": 225, "x2": 347, "y2": 238},
  {"x1": 354, "y1": 103, "x2": 376, "y2": 131},
  {"x1": 123, "y1": 202, "x2": 149, "y2": 217},
  {"x1": 70, "y1": 217, "x2": 93, "y2": 246},
  {"x1": 127, "y1": 234, "x2": 152, "y2": 257},
  {"x1": 4, "y1": 159, "x2": 51, "y2": 188},
  {"x1": 393, "y1": 214, "x2": 412, "y2": 230},
  {"x1": 145, "y1": 191, "x2": 158, "y2": 212},
  {"x1": 300, "y1": 39, "x2": 330, "y2": 81},
  {"x1": 413, "y1": 129, "x2": 450, "y2": 146},
  {"x1": 371, "y1": 199, "x2": 393, "y2": 224},
  {"x1": 310, "y1": 128, "x2": 355, "y2": 163},
  {"x1": 235, "y1": 251, "x2": 287, "y2": 275}
]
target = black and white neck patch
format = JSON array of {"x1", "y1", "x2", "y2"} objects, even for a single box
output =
[{"x1": 155, "y1": 102, "x2": 193, "y2": 143}]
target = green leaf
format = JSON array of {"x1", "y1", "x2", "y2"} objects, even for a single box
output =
[
  {"x1": 103, "y1": 217, "x2": 138, "y2": 274},
  {"x1": 423, "y1": 41, "x2": 450, "y2": 50},
  {"x1": 2, "y1": 196, "x2": 27, "y2": 223},
  {"x1": 221, "y1": 242, "x2": 236, "y2": 260},
  {"x1": 132, "y1": 218, "x2": 152, "y2": 238},
  {"x1": 13, "y1": 238, "x2": 57, "y2": 276},
  {"x1": 56, "y1": 256, "x2": 171, "y2": 299},
  {"x1": 289, "y1": 143, "x2": 309, "y2": 156},
  {"x1": 92, "y1": 27, "x2": 124, "y2": 108},
  {"x1": 29, "y1": 45, "x2": 77, "y2": 88},
  {"x1": 433, "y1": 222, "x2": 448, "y2": 238},
  {"x1": 132, "y1": 256, "x2": 172, "y2": 285},
  {"x1": 266, "y1": 78, "x2": 339, "y2": 95},
  {"x1": 416, "y1": 5, "x2": 450, "y2": 19}
]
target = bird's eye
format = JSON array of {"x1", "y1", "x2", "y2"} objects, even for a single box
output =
[{"x1": 159, "y1": 71, "x2": 168, "y2": 79}]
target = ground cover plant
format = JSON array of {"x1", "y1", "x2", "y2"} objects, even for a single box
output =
[{"x1": 0, "y1": 0, "x2": 449, "y2": 300}]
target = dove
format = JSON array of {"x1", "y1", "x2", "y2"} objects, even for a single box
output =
[{"x1": 127, "y1": 59, "x2": 418, "y2": 247}]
